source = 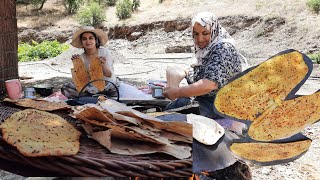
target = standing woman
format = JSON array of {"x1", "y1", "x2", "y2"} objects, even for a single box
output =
[
  {"x1": 62, "y1": 26, "x2": 118, "y2": 98},
  {"x1": 163, "y1": 12, "x2": 251, "y2": 180}
]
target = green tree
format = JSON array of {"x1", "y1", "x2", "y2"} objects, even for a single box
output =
[
  {"x1": 63, "y1": 0, "x2": 84, "y2": 14},
  {"x1": 76, "y1": 2, "x2": 106, "y2": 27}
]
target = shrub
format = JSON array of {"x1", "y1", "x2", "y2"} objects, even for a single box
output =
[
  {"x1": 308, "y1": 53, "x2": 320, "y2": 64},
  {"x1": 106, "y1": 0, "x2": 117, "y2": 6},
  {"x1": 132, "y1": 0, "x2": 140, "y2": 11},
  {"x1": 16, "y1": 0, "x2": 30, "y2": 5},
  {"x1": 116, "y1": 0, "x2": 132, "y2": 20},
  {"x1": 63, "y1": 0, "x2": 84, "y2": 14},
  {"x1": 76, "y1": 2, "x2": 106, "y2": 27},
  {"x1": 91, "y1": 0, "x2": 116, "y2": 6},
  {"x1": 307, "y1": 0, "x2": 320, "y2": 14},
  {"x1": 18, "y1": 40, "x2": 69, "y2": 62}
]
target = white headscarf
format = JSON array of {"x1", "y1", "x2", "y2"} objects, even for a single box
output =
[{"x1": 192, "y1": 12, "x2": 235, "y2": 64}]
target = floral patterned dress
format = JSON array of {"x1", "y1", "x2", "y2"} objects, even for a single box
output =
[{"x1": 187, "y1": 42, "x2": 242, "y2": 118}]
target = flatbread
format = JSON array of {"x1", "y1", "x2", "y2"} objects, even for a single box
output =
[
  {"x1": 89, "y1": 57, "x2": 105, "y2": 92},
  {"x1": 230, "y1": 140, "x2": 311, "y2": 162},
  {"x1": 4, "y1": 98, "x2": 70, "y2": 111},
  {"x1": 74, "y1": 106, "x2": 116, "y2": 123},
  {"x1": 0, "y1": 109, "x2": 81, "y2": 157},
  {"x1": 215, "y1": 51, "x2": 309, "y2": 121},
  {"x1": 91, "y1": 129, "x2": 191, "y2": 159},
  {"x1": 187, "y1": 114, "x2": 224, "y2": 145},
  {"x1": 98, "y1": 99, "x2": 192, "y2": 137},
  {"x1": 248, "y1": 92, "x2": 320, "y2": 141},
  {"x1": 72, "y1": 57, "x2": 90, "y2": 92}
]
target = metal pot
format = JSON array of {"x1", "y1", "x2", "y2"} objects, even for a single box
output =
[{"x1": 33, "y1": 84, "x2": 54, "y2": 97}]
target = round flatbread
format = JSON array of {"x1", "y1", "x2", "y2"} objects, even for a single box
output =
[{"x1": 0, "y1": 109, "x2": 81, "y2": 157}]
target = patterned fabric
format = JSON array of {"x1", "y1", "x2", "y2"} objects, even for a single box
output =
[{"x1": 187, "y1": 12, "x2": 242, "y2": 97}]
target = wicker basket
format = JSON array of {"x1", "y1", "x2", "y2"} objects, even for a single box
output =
[{"x1": 0, "y1": 103, "x2": 192, "y2": 177}]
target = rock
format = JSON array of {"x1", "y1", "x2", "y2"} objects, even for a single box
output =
[
  {"x1": 165, "y1": 45, "x2": 192, "y2": 53},
  {"x1": 18, "y1": 29, "x2": 39, "y2": 43},
  {"x1": 164, "y1": 19, "x2": 190, "y2": 32},
  {"x1": 127, "y1": 31, "x2": 143, "y2": 41}
]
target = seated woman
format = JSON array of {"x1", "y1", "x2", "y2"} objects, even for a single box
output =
[
  {"x1": 62, "y1": 26, "x2": 119, "y2": 98},
  {"x1": 163, "y1": 12, "x2": 251, "y2": 179}
]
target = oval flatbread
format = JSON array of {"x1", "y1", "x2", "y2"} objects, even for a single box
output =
[
  {"x1": 230, "y1": 140, "x2": 311, "y2": 162},
  {"x1": 72, "y1": 57, "x2": 90, "y2": 92},
  {"x1": 89, "y1": 57, "x2": 105, "y2": 92},
  {"x1": 248, "y1": 92, "x2": 320, "y2": 141},
  {"x1": 215, "y1": 51, "x2": 309, "y2": 121}
]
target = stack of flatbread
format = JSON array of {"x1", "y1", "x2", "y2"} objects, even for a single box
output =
[
  {"x1": 4, "y1": 98, "x2": 70, "y2": 111},
  {"x1": 72, "y1": 98, "x2": 192, "y2": 159},
  {"x1": 71, "y1": 57, "x2": 106, "y2": 92},
  {"x1": 214, "y1": 50, "x2": 319, "y2": 163},
  {"x1": 0, "y1": 109, "x2": 81, "y2": 157}
]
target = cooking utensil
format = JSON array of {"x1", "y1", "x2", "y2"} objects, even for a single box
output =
[
  {"x1": 33, "y1": 84, "x2": 54, "y2": 97},
  {"x1": 193, "y1": 130, "x2": 239, "y2": 173},
  {"x1": 155, "y1": 113, "x2": 239, "y2": 173}
]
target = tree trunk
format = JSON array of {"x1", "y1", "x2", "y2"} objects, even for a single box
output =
[
  {"x1": 38, "y1": 0, "x2": 47, "y2": 10},
  {"x1": 0, "y1": 0, "x2": 18, "y2": 95}
]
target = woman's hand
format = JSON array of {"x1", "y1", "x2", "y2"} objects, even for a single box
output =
[
  {"x1": 71, "y1": 54, "x2": 80, "y2": 61},
  {"x1": 163, "y1": 87, "x2": 180, "y2": 100},
  {"x1": 99, "y1": 56, "x2": 112, "y2": 77},
  {"x1": 98, "y1": 56, "x2": 107, "y2": 65}
]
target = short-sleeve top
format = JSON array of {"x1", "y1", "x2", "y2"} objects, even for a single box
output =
[
  {"x1": 80, "y1": 47, "x2": 117, "y2": 83},
  {"x1": 187, "y1": 42, "x2": 242, "y2": 98}
]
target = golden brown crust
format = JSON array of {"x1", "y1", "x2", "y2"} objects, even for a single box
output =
[
  {"x1": 4, "y1": 98, "x2": 70, "y2": 111},
  {"x1": 89, "y1": 57, "x2": 105, "y2": 92},
  {"x1": 230, "y1": 140, "x2": 311, "y2": 162},
  {"x1": 248, "y1": 92, "x2": 320, "y2": 141},
  {"x1": 215, "y1": 51, "x2": 309, "y2": 121},
  {"x1": 0, "y1": 109, "x2": 81, "y2": 157},
  {"x1": 72, "y1": 57, "x2": 90, "y2": 92}
]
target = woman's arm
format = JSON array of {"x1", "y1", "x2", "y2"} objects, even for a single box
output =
[
  {"x1": 163, "y1": 79, "x2": 218, "y2": 100},
  {"x1": 99, "y1": 57, "x2": 112, "y2": 77},
  {"x1": 98, "y1": 48, "x2": 114, "y2": 78}
]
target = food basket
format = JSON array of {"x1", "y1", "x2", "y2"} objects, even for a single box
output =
[{"x1": 0, "y1": 103, "x2": 192, "y2": 177}]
